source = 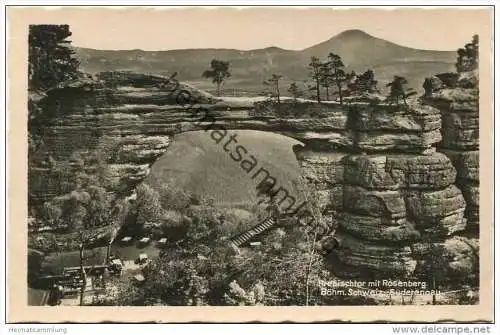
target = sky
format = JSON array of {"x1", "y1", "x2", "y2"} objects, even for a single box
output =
[{"x1": 18, "y1": 7, "x2": 492, "y2": 51}]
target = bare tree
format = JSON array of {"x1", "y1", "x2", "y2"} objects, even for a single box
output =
[
  {"x1": 77, "y1": 226, "x2": 118, "y2": 306},
  {"x1": 292, "y1": 177, "x2": 328, "y2": 306},
  {"x1": 78, "y1": 241, "x2": 87, "y2": 306}
]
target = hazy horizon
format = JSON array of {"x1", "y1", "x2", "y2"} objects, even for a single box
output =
[
  {"x1": 38, "y1": 8, "x2": 489, "y2": 52},
  {"x1": 72, "y1": 29, "x2": 456, "y2": 53}
]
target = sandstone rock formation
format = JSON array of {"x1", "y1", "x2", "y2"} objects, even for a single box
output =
[
  {"x1": 29, "y1": 70, "x2": 479, "y2": 282},
  {"x1": 424, "y1": 70, "x2": 480, "y2": 232},
  {"x1": 325, "y1": 70, "x2": 478, "y2": 279}
]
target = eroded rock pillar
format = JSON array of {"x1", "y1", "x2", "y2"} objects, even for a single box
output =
[{"x1": 294, "y1": 102, "x2": 471, "y2": 279}]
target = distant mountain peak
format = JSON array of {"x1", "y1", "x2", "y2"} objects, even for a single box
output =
[
  {"x1": 254, "y1": 46, "x2": 286, "y2": 52},
  {"x1": 334, "y1": 29, "x2": 374, "y2": 39}
]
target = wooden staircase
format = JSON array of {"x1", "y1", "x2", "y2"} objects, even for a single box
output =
[{"x1": 230, "y1": 216, "x2": 277, "y2": 249}]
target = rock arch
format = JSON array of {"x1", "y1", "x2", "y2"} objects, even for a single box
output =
[{"x1": 29, "y1": 71, "x2": 479, "y2": 280}]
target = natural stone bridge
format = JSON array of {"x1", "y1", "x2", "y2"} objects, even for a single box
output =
[{"x1": 30, "y1": 71, "x2": 479, "y2": 280}]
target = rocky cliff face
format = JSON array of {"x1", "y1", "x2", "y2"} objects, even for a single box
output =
[
  {"x1": 29, "y1": 71, "x2": 479, "y2": 281},
  {"x1": 424, "y1": 70, "x2": 480, "y2": 232},
  {"x1": 324, "y1": 70, "x2": 479, "y2": 280}
]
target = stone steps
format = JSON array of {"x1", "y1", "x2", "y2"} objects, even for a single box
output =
[{"x1": 230, "y1": 217, "x2": 277, "y2": 249}]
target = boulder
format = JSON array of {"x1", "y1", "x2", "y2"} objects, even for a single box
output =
[
  {"x1": 343, "y1": 185, "x2": 406, "y2": 218},
  {"x1": 331, "y1": 232, "x2": 417, "y2": 276},
  {"x1": 386, "y1": 153, "x2": 457, "y2": 189},
  {"x1": 405, "y1": 185, "x2": 467, "y2": 235},
  {"x1": 338, "y1": 212, "x2": 420, "y2": 242},
  {"x1": 351, "y1": 104, "x2": 441, "y2": 132},
  {"x1": 442, "y1": 236, "x2": 479, "y2": 275},
  {"x1": 435, "y1": 73, "x2": 460, "y2": 88},
  {"x1": 423, "y1": 76, "x2": 444, "y2": 95},
  {"x1": 351, "y1": 105, "x2": 441, "y2": 132},
  {"x1": 405, "y1": 185, "x2": 466, "y2": 219},
  {"x1": 343, "y1": 155, "x2": 398, "y2": 190},
  {"x1": 115, "y1": 135, "x2": 171, "y2": 164}
]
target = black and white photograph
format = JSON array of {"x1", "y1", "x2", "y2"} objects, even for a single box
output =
[{"x1": 4, "y1": 5, "x2": 495, "y2": 325}]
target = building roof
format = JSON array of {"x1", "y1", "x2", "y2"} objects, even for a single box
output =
[{"x1": 41, "y1": 247, "x2": 108, "y2": 275}]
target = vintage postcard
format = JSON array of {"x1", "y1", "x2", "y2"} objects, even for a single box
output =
[{"x1": 5, "y1": 6, "x2": 495, "y2": 323}]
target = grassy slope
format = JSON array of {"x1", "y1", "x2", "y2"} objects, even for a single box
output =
[{"x1": 146, "y1": 130, "x2": 303, "y2": 208}]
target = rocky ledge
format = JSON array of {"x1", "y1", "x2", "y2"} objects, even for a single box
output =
[{"x1": 30, "y1": 71, "x2": 480, "y2": 281}]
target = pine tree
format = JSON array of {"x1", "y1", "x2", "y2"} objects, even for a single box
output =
[
  {"x1": 327, "y1": 53, "x2": 347, "y2": 104},
  {"x1": 202, "y1": 59, "x2": 231, "y2": 96},
  {"x1": 263, "y1": 74, "x2": 283, "y2": 103},
  {"x1": 386, "y1": 76, "x2": 416, "y2": 106},
  {"x1": 352, "y1": 69, "x2": 378, "y2": 94},
  {"x1": 456, "y1": 34, "x2": 479, "y2": 73},
  {"x1": 308, "y1": 57, "x2": 322, "y2": 103},
  {"x1": 287, "y1": 82, "x2": 301, "y2": 101},
  {"x1": 319, "y1": 62, "x2": 334, "y2": 100},
  {"x1": 28, "y1": 25, "x2": 81, "y2": 152},
  {"x1": 28, "y1": 24, "x2": 80, "y2": 90}
]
